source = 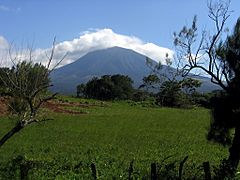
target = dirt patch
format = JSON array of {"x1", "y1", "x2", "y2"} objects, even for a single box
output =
[
  {"x1": 0, "y1": 97, "x2": 8, "y2": 116},
  {"x1": 43, "y1": 101, "x2": 88, "y2": 115},
  {"x1": 0, "y1": 97, "x2": 107, "y2": 115},
  {"x1": 0, "y1": 97, "x2": 87, "y2": 115}
]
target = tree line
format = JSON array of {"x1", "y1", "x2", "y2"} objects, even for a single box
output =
[{"x1": 76, "y1": 73, "x2": 206, "y2": 108}]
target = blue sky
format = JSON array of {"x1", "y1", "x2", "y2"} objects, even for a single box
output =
[{"x1": 0, "y1": 0, "x2": 240, "y2": 66}]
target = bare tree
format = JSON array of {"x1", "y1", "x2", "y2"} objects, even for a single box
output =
[
  {"x1": 174, "y1": 0, "x2": 240, "y2": 176},
  {"x1": 174, "y1": 0, "x2": 231, "y2": 90},
  {"x1": 0, "y1": 38, "x2": 66, "y2": 147}
]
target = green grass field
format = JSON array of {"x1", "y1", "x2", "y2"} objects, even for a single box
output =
[{"x1": 0, "y1": 97, "x2": 228, "y2": 179}]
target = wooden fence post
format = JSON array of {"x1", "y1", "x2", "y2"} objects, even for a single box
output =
[
  {"x1": 91, "y1": 163, "x2": 97, "y2": 179},
  {"x1": 128, "y1": 160, "x2": 134, "y2": 180},
  {"x1": 203, "y1": 161, "x2": 211, "y2": 180},
  {"x1": 151, "y1": 163, "x2": 157, "y2": 180}
]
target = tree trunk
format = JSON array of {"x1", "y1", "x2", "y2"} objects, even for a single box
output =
[
  {"x1": 0, "y1": 122, "x2": 23, "y2": 147},
  {"x1": 228, "y1": 125, "x2": 240, "y2": 173}
]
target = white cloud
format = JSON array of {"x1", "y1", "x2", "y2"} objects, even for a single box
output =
[
  {"x1": 0, "y1": 29, "x2": 174, "y2": 68},
  {"x1": 0, "y1": 5, "x2": 21, "y2": 12},
  {"x1": 0, "y1": 5, "x2": 9, "y2": 11},
  {"x1": 0, "y1": 36, "x2": 10, "y2": 66},
  {"x1": 0, "y1": 36, "x2": 9, "y2": 50}
]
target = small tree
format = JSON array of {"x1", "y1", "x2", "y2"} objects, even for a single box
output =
[
  {"x1": 157, "y1": 80, "x2": 182, "y2": 107},
  {"x1": 181, "y1": 78, "x2": 202, "y2": 94},
  {"x1": 155, "y1": 78, "x2": 201, "y2": 107},
  {"x1": 0, "y1": 39, "x2": 65, "y2": 147},
  {"x1": 139, "y1": 74, "x2": 161, "y2": 92},
  {"x1": 76, "y1": 83, "x2": 86, "y2": 98},
  {"x1": 142, "y1": 55, "x2": 201, "y2": 107},
  {"x1": 174, "y1": 0, "x2": 240, "y2": 175}
]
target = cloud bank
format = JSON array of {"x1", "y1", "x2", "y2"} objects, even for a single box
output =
[{"x1": 0, "y1": 29, "x2": 173, "y2": 68}]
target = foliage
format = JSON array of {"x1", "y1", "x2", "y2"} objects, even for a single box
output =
[
  {"x1": 6, "y1": 61, "x2": 50, "y2": 116},
  {"x1": 110, "y1": 74, "x2": 134, "y2": 99},
  {"x1": 77, "y1": 74, "x2": 134, "y2": 100},
  {"x1": 131, "y1": 90, "x2": 151, "y2": 102},
  {"x1": 0, "y1": 68, "x2": 10, "y2": 95},
  {"x1": 154, "y1": 78, "x2": 202, "y2": 108},
  {"x1": 174, "y1": 0, "x2": 240, "y2": 174},
  {"x1": 189, "y1": 92, "x2": 213, "y2": 108},
  {"x1": 207, "y1": 18, "x2": 240, "y2": 149},
  {"x1": 139, "y1": 74, "x2": 160, "y2": 91},
  {"x1": 0, "y1": 60, "x2": 56, "y2": 148},
  {"x1": 0, "y1": 38, "x2": 64, "y2": 148},
  {"x1": 212, "y1": 158, "x2": 240, "y2": 179},
  {"x1": 156, "y1": 80, "x2": 182, "y2": 107},
  {"x1": 76, "y1": 83, "x2": 85, "y2": 98},
  {"x1": 142, "y1": 53, "x2": 202, "y2": 108},
  {"x1": 181, "y1": 78, "x2": 201, "y2": 94},
  {"x1": 207, "y1": 91, "x2": 233, "y2": 146}
]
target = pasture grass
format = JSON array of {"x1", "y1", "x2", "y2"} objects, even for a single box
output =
[{"x1": 0, "y1": 97, "x2": 228, "y2": 178}]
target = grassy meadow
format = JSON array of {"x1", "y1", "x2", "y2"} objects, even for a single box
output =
[{"x1": 0, "y1": 96, "x2": 228, "y2": 179}]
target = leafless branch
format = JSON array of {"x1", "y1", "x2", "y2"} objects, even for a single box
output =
[
  {"x1": 174, "y1": 0, "x2": 231, "y2": 91},
  {"x1": 0, "y1": 37, "x2": 66, "y2": 147}
]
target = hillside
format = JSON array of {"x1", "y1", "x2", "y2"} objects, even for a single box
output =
[{"x1": 50, "y1": 46, "x2": 220, "y2": 94}]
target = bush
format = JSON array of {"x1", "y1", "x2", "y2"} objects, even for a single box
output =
[{"x1": 131, "y1": 90, "x2": 150, "y2": 102}]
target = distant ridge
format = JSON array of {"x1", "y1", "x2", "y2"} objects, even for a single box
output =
[{"x1": 50, "y1": 46, "x2": 220, "y2": 95}]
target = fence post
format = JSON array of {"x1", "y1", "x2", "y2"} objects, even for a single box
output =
[
  {"x1": 20, "y1": 163, "x2": 29, "y2": 180},
  {"x1": 151, "y1": 163, "x2": 157, "y2": 180},
  {"x1": 128, "y1": 160, "x2": 134, "y2": 180},
  {"x1": 203, "y1": 161, "x2": 211, "y2": 180},
  {"x1": 91, "y1": 163, "x2": 97, "y2": 179}
]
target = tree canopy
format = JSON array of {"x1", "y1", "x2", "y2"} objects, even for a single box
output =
[{"x1": 77, "y1": 74, "x2": 134, "y2": 100}]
